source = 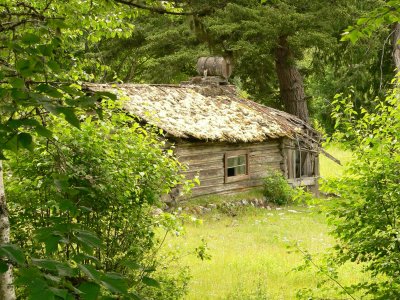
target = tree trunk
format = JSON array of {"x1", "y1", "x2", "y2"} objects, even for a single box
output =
[
  {"x1": 0, "y1": 161, "x2": 16, "y2": 300},
  {"x1": 275, "y1": 36, "x2": 309, "y2": 123},
  {"x1": 392, "y1": 23, "x2": 400, "y2": 72}
]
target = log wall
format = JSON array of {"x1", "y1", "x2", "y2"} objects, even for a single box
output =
[{"x1": 175, "y1": 140, "x2": 283, "y2": 198}]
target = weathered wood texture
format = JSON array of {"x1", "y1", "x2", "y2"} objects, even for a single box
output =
[{"x1": 175, "y1": 140, "x2": 282, "y2": 198}]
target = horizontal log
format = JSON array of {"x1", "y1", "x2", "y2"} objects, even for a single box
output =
[
  {"x1": 250, "y1": 155, "x2": 282, "y2": 164},
  {"x1": 183, "y1": 160, "x2": 223, "y2": 170},
  {"x1": 175, "y1": 142, "x2": 279, "y2": 156},
  {"x1": 182, "y1": 167, "x2": 224, "y2": 178},
  {"x1": 191, "y1": 178, "x2": 264, "y2": 197},
  {"x1": 177, "y1": 152, "x2": 223, "y2": 162},
  {"x1": 186, "y1": 186, "x2": 263, "y2": 200}
]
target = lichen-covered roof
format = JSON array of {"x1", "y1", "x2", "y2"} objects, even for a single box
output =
[{"x1": 87, "y1": 83, "x2": 313, "y2": 143}]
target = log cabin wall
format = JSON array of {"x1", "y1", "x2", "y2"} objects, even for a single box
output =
[{"x1": 175, "y1": 140, "x2": 283, "y2": 198}]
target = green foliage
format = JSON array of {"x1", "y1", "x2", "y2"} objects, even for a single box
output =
[
  {"x1": 0, "y1": 0, "x2": 138, "y2": 156},
  {"x1": 321, "y1": 82, "x2": 400, "y2": 299},
  {"x1": 341, "y1": 1, "x2": 400, "y2": 43},
  {"x1": 263, "y1": 170, "x2": 294, "y2": 206},
  {"x1": 4, "y1": 114, "x2": 191, "y2": 298}
]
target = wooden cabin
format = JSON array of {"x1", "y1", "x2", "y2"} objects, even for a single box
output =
[
  {"x1": 88, "y1": 57, "x2": 321, "y2": 199},
  {"x1": 88, "y1": 82, "x2": 321, "y2": 199}
]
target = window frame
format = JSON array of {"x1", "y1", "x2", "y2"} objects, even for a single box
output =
[{"x1": 224, "y1": 150, "x2": 250, "y2": 183}]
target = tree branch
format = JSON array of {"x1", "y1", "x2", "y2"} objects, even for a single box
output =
[{"x1": 113, "y1": 0, "x2": 208, "y2": 16}]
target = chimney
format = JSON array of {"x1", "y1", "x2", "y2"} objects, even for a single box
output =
[
  {"x1": 185, "y1": 56, "x2": 233, "y2": 86},
  {"x1": 181, "y1": 57, "x2": 237, "y2": 97}
]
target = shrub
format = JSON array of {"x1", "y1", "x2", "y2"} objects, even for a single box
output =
[
  {"x1": 262, "y1": 170, "x2": 294, "y2": 205},
  {"x1": 319, "y1": 85, "x2": 400, "y2": 299},
  {"x1": 4, "y1": 113, "x2": 192, "y2": 299}
]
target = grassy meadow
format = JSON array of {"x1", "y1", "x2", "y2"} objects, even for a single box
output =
[{"x1": 163, "y1": 144, "x2": 360, "y2": 299}]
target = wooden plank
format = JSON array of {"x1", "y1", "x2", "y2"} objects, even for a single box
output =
[
  {"x1": 176, "y1": 141, "x2": 279, "y2": 149},
  {"x1": 248, "y1": 149, "x2": 281, "y2": 157},
  {"x1": 175, "y1": 142, "x2": 279, "y2": 156},
  {"x1": 177, "y1": 152, "x2": 223, "y2": 163},
  {"x1": 320, "y1": 148, "x2": 341, "y2": 165},
  {"x1": 249, "y1": 162, "x2": 281, "y2": 170},
  {"x1": 250, "y1": 155, "x2": 282, "y2": 164},
  {"x1": 287, "y1": 177, "x2": 317, "y2": 186},
  {"x1": 191, "y1": 178, "x2": 264, "y2": 197},
  {"x1": 188, "y1": 186, "x2": 262, "y2": 199},
  {"x1": 182, "y1": 167, "x2": 224, "y2": 178},
  {"x1": 182, "y1": 159, "x2": 223, "y2": 169}
]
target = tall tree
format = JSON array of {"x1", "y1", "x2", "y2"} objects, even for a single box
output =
[{"x1": 97, "y1": 0, "x2": 384, "y2": 125}]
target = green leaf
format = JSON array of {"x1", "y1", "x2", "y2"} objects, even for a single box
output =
[
  {"x1": 56, "y1": 107, "x2": 81, "y2": 129},
  {"x1": 38, "y1": 44, "x2": 53, "y2": 56},
  {"x1": 78, "y1": 282, "x2": 101, "y2": 300},
  {"x1": 120, "y1": 260, "x2": 141, "y2": 270},
  {"x1": 35, "y1": 125, "x2": 53, "y2": 138},
  {"x1": 44, "y1": 235, "x2": 60, "y2": 254},
  {"x1": 0, "y1": 260, "x2": 9, "y2": 273},
  {"x1": 49, "y1": 288, "x2": 68, "y2": 299},
  {"x1": 0, "y1": 151, "x2": 6, "y2": 160},
  {"x1": 29, "y1": 288, "x2": 54, "y2": 300},
  {"x1": 31, "y1": 259, "x2": 75, "y2": 277},
  {"x1": 0, "y1": 244, "x2": 25, "y2": 265},
  {"x1": 94, "y1": 91, "x2": 117, "y2": 101},
  {"x1": 47, "y1": 60, "x2": 61, "y2": 73},
  {"x1": 36, "y1": 84, "x2": 64, "y2": 98},
  {"x1": 78, "y1": 264, "x2": 102, "y2": 282},
  {"x1": 72, "y1": 253, "x2": 99, "y2": 264},
  {"x1": 101, "y1": 273, "x2": 128, "y2": 294},
  {"x1": 142, "y1": 276, "x2": 160, "y2": 288},
  {"x1": 75, "y1": 230, "x2": 102, "y2": 249},
  {"x1": 16, "y1": 59, "x2": 36, "y2": 77},
  {"x1": 10, "y1": 78, "x2": 25, "y2": 89},
  {"x1": 21, "y1": 33, "x2": 40, "y2": 44},
  {"x1": 17, "y1": 132, "x2": 34, "y2": 151}
]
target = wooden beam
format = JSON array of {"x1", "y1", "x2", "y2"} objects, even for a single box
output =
[{"x1": 320, "y1": 148, "x2": 342, "y2": 165}]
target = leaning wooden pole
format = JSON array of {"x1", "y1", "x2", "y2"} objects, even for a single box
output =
[
  {"x1": 0, "y1": 161, "x2": 16, "y2": 300},
  {"x1": 393, "y1": 23, "x2": 400, "y2": 72}
]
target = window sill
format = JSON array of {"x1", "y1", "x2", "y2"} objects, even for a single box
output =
[{"x1": 225, "y1": 174, "x2": 250, "y2": 183}]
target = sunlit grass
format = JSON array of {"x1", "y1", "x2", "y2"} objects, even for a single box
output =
[
  {"x1": 164, "y1": 207, "x2": 366, "y2": 299},
  {"x1": 161, "y1": 143, "x2": 361, "y2": 299},
  {"x1": 320, "y1": 143, "x2": 352, "y2": 179}
]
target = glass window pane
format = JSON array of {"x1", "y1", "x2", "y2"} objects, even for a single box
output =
[
  {"x1": 237, "y1": 165, "x2": 246, "y2": 175},
  {"x1": 238, "y1": 155, "x2": 246, "y2": 165},
  {"x1": 227, "y1": 157, "x2": 238, "y2": 167}
]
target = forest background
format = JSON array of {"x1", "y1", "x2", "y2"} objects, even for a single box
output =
[{"x1": 0, "y1": 0, "x2": 399, "y2": 299}]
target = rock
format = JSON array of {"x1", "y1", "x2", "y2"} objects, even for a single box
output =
[
  {"x1": 242, "y1": 200, "x2": 248, "y2": 206},
  {"x1": 266, "y1": 206, "x2": 272, "y2": 210},
  {"x1": 203, "y1": 207, "x2": 212, "y2": 213},
  {"x1": 152, "y1": 208, "x2": 163, "y2": 216},
  {"x1": 192, "y1": 206, "x2": 202, "y2": 214},
  {"x1": 208, "y1": 203, "x2": 217, "y2": 209}
]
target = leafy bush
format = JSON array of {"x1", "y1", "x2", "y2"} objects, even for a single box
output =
[
  {"x1": 4, "y1": 113, "x2": 192, "y2": 299},
  {"x1": 319, "y1": 84, "x2": 400, "y2": 299},
  {"x1": 263, "y1": 170, "x2": 294, "y2": 205}
]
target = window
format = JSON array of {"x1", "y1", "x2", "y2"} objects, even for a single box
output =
[
  {"x1": 224, "y1": 151, "x2": 249, "y2": 183},
  {"x1": 287, "y1": 149, "x2": 315, "y2": 179}
]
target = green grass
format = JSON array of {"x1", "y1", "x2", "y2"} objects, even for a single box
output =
[
  {"x1": 164, "y1": 207, "x2": 366, "y2": 299},
  {"x1": 320, "y1": 143, "x2": 352, "y2": 179},
  {"x1": 161, "y1": 143, "x2": 361, "y2": 299}
]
